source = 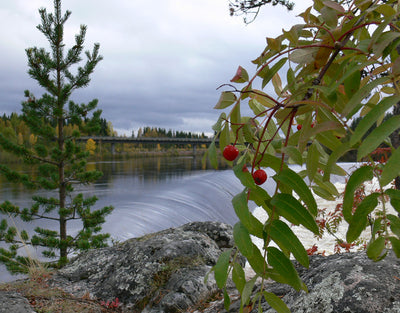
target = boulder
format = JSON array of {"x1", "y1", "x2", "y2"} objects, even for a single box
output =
[
  {"x1": 0, "y1": 291, "x2": 35, "y2": 313},
  {"x1": 203, "y1": 251, "x2": 400, "y2": 313},
  {"x1": 50, "y1": 221, "x2": 240, "y2": 312}
]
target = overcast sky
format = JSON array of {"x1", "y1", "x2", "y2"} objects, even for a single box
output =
[{"x1": 0, "y1": 0, "x2": 312, "y2": 136}]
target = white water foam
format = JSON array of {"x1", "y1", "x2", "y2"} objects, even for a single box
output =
[{"x1": 246, "y1": 174, "x2": 398, "y2": 277}]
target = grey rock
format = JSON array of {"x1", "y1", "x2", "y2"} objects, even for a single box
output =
[
  {"x1": 269, "y1": 252, "x2": 400, "y2": 313},
  {"x1": 0, "y1": 291, "x2": 34, "y2": 313},
  {"x1": 50, "y1": 221, "x2": 239, "y2": 312},
  {"x1": 207, "y1": 251, "x2": 400, "y2": 313}
]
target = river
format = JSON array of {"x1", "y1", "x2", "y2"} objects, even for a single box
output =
[{"x1": 0, "y1": 155, "x2": 252, "y2": 281}]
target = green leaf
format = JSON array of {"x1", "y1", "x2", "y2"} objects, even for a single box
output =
[
  {"x1": 358, "y1": 115, "x2": 400, "y2": 160},
  {"x1": 372, "y1": 31, "x2": 400, "y2": 58},
  {"x1": 306, "y1": 142, "x2": 320, "y2": 183},
  {"x1": 372, "y1": 217, "x2": 383, "y2": 237},
  {"x1": 267, "y1": 247, "x2": 303, "y2": 291},
  {"x1": 369, "y1": 17, "x2": 392, "y2": 52},
  {"x1": 381, "y1": 147, "x2": 400, "y2": 186},
  {"x1": 214, "y1": 249, "x2": 232, "y2": 289},
  {"x1": 274, "y1": 169, "x2": 318, "y2": 216},
  {"x1": 208, "y1": 141, "x2": 218, "y2": 169},
  {"x1": 282, "y1": 146, "x2": 303, "y2": 165},
  {"x1": 366, "y1": 236, "x2": 386, "y2": 261},
  {"x1": 263, "y1": 291, "x2": 291, "y2": 313},
  {"x1": 321, "y1": 6, "x2": 338, "y2": 28},
  {"x1": 312, "y1": 185, "x2": 335, "y2": 201},
  {"x1": 214, "y1": 92, "x2": 237, "y2": 109},
  {"x1": 243, "y1": 121, "x2": 257, "y2": 144},
  {"x1": 257, "y1": 154, "x2": 287, "y2": 174},
  {"x1": 346, "y1": 193, "x2": 379, "y2": 243},
  {"x1": 249, "y1": 99, "x2": 266, "y2": 116},
  {"x1": 224, "y1": 288, "x2": 231, "y2": 311},
  {"x1": 389, "y1": 237, "x2": 400, "y2": 258},
  {"x1": 323, "y1": 0, "x2": 344, "y2": 12},
  {"x1": 246, "y1": 246, "x2": 268, "y2": 275},
  {"x1": 233, "y1": 160, "x2": 256, "y2": 189},
  {"x1": 375, "y1": 4, "x2": 396, "y2": 17},
  {"x1": 315, "y1": 131, "x2": 342, "y2": 151},
  {"x1": 232, "y1": 262, "x2": 246, "y2": 294},
  {"x1": 350, "y1": 96, "x2": 400, "y2": 146},
  {"x1": 387, "y1": 214, "x2": 400, "y2": 237},
  {"x1": 248, "y1": 185, "x2": 272, "y2": 215},
  {"x1": 212, "y1": 112, "x2": 226, "y2": 132},
  {"x1": 313, "y1": 173, "x2": 339, "y2": 197},
  {"x1": 342, "y1": 77, "x2": 388, "y2": 118},
  {"x1": 286, "y1": 67, "x2": 296, "y2": 94},
  {"x1": 268, "y1": 219, "x2": 309, "y2": 268},
  {"x1": 344, "y1": 67, "x2": 361, "y2": 97},
  {"x1": 393, "y1": 57, "x2": 400, "y2": 76},
  {"x1": 261, "y1": 58, "x2": 287, "y2": 89},
  {"x1": 385, "y1": 189, "x2": 400, "y2": 215},
  {"x1": 299, "y1": 121, "x2": 343, "y2": 150},
  {"x1": 241, "y1": 276, "x2": 257, "y2": 307},
  {"x1": 219, "y1": 124, "x2": 230, "y2": 154},
  {"x1": 249, "y1": 90, "x2": 277, "y2": 108},
  {"x1": 290, "y1": 47, "x2": 317, "y2": 65},
  {"x1": 270, "y1": 193, "x2": 319, "y2": 235},
  {"x1": 342, "y1": 166, "x2": 373, "y2": 222},
  {"x1": 272, "y1": 73, "x2": 283, "y2": 96},
  {"x1": 230, "y1": 102, "x2": 242, "y2": 140},
  {"x1": 233, "y1": 222, "x2": 254, "y2": 257},
  {"x1": 232, "y1": 190, "x2": 264, "y2": 238},
  {"x1": 323, "y1": 141, "x2": 350, "y2": 181}
]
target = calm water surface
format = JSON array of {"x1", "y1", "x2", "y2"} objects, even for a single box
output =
[{"x1": 0, "y1": 155, "x2": 248, "y2": 239}]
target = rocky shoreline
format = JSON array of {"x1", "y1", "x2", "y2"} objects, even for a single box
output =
[{"x1": 1, "y1": 221, "x2": 400, "y2": 312}]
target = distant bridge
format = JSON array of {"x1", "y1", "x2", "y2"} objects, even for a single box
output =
[{"x1": 78, "y1": 136, "x2": 217, "y2": 154}]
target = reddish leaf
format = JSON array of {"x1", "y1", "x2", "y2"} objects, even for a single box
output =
[{"x1": 230, "y1": 66, "x2": 249, "y2": 83}]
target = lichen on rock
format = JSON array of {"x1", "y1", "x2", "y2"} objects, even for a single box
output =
[
  {"x1": 50, "y1": 221, "x2": 240, "y2": 312},
  {"x1": 206, "y1": 251, "x2": 400, "y2": 313}
]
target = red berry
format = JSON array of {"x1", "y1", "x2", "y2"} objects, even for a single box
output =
[
  {"x1": 223, "y1": 145, "x2": 239, "y2": 161},
  {"x1": 297, "y1": 124, "x2": 302, "y2": 130},
  {"x1": 253, "y1": 169, "x2": 267, "y2": 185}
]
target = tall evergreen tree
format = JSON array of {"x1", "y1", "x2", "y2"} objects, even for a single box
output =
[{"x1": 0, "y1": 0, "x2": 113, "y2": 272}]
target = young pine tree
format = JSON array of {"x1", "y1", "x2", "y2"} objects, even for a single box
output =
[{"x1": 0, "y1": 0, "x2": 113, "y2": 272}]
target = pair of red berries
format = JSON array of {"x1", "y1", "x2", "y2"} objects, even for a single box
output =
[
  {"x1": 222, "y1": 145, "x2": 267, "y2": 185},
  {"x1": 297, "y1": 122, "x2": 315, "y2": 130}
]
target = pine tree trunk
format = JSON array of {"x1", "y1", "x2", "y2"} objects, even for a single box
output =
[
  {"x1": 58, "y1": 116, "x2": 67, "y2": 259},
  {"x1": 56, "y1": 19, "x2": 67, "y2": 259}
]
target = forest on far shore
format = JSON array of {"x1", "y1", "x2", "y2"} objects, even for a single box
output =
[{"x1": 0, "y1": 112, "x2": 210, "y2": 158}]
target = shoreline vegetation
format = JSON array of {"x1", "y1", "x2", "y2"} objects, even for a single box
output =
[
  {"x1": 0, "y1": 147, "x2": 212, "y2": 166},
  {"x1": 0, "y1": 112, "x2": 212, "y2": 163}
]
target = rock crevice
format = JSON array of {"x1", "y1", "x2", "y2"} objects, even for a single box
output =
[{"x1": 50, "y1": 221, "x2": 238, "y2": 312}]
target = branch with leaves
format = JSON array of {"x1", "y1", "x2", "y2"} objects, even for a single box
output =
[{"x1": 206, "y1": 0, "x2": 400, "y2": 311}]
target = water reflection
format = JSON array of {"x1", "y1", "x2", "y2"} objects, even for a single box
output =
[
  {"x1": 0, "y1": 155, "x2": 238, "y2": 281},
  {"x1": 0, "y1": 155, "x2": 229, "y2": 199}
]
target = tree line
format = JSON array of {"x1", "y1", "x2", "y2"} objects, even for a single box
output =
[
  {"x1": 135, "y1": 126, "x2": 208, "y2": 139},
  {"x1": 0, "y1": 112, "x2": 112, "y2": 149},
  {"x1": 0, "y1": 112, "x2": 209, "y2": 152}
]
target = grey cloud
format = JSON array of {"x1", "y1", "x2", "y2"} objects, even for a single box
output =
[{"x1": 0, "y1": 0, "x2": 312, "y2": 135}]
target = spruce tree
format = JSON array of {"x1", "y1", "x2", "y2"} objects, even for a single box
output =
[{"x1": 0, "y1": 0, "x2": 113, "y2": 272}]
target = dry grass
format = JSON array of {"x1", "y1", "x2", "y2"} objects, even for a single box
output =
[{"x1": 0, "y1": 270, "x2": 122, "y2": 313}]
